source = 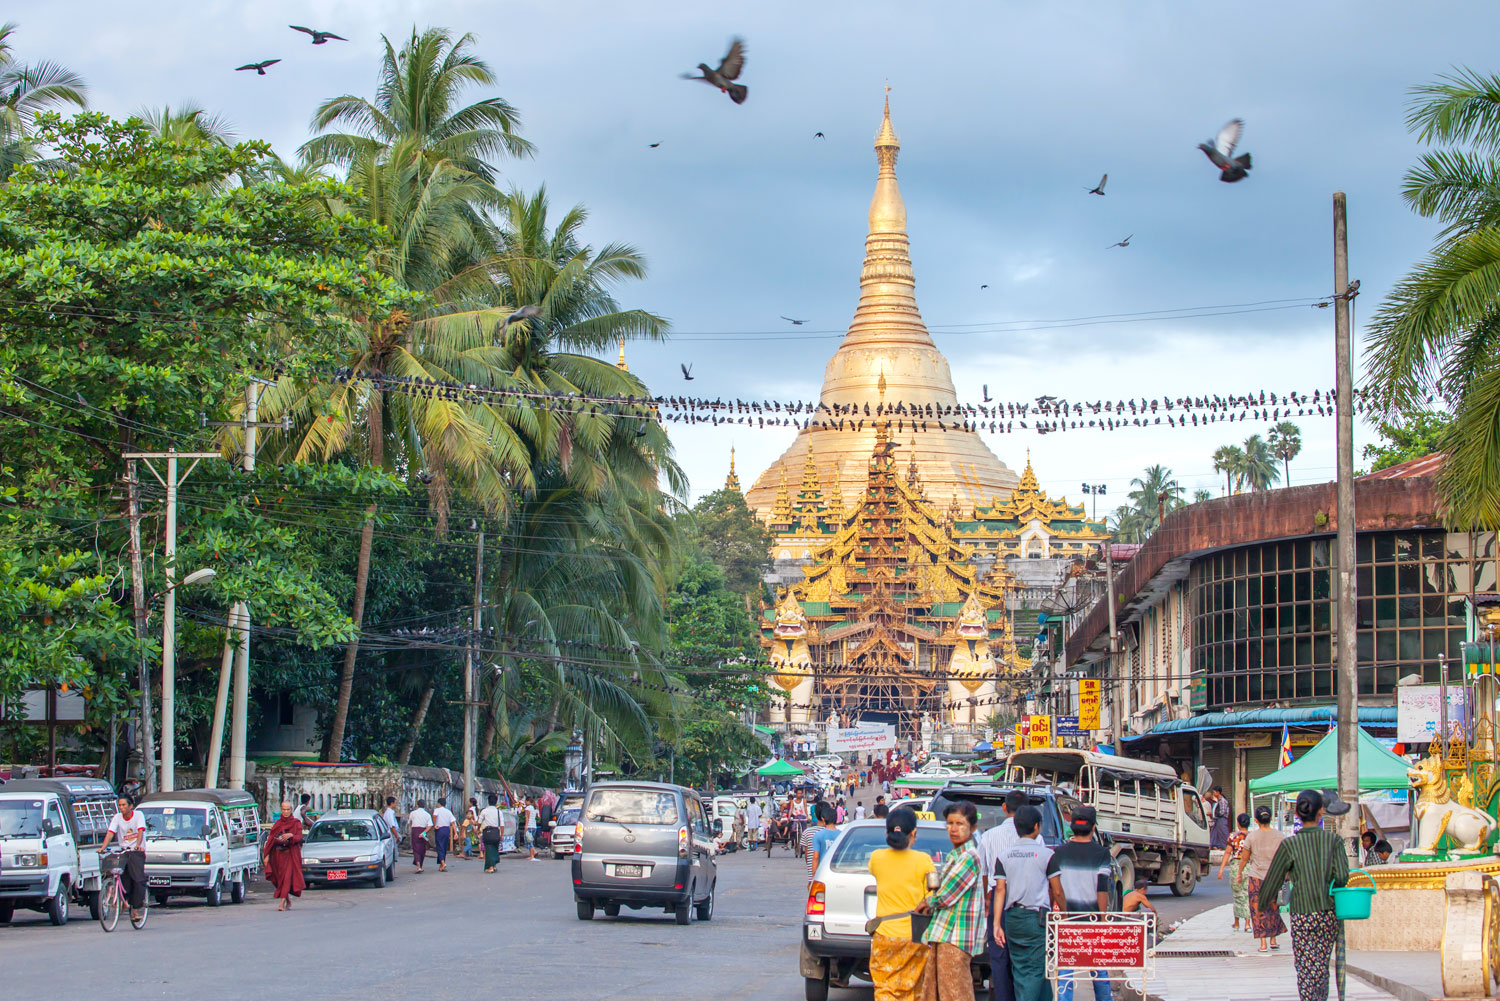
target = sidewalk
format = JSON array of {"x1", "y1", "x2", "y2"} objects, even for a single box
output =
[{"x1": 1143, "y1": 903, "x2": 1432, "y2": 1001}]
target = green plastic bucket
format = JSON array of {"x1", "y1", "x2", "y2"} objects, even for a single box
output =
[{"x1": 1330, "y1": 868, "x2": 1376, "y2": 920}]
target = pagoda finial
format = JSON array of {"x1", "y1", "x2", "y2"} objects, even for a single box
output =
[
  {"x1": 906, "y1": 436, "x2": 922, "y2": 493},
  {"x1": 616, "y1": 336, "x2": 628, "y2": 371},
  {"x1": 869, "y1": 91, "x2": 904, "y2": 234},
  {"x1": 724, "y1": 446, "x2": 741, "y2": 492},
  {"x1": 827, "y1": 463, "x2": 845, "y2": 521},
  {"x1": 771, "y1": 466, "x2": 792, "y2": 526}
]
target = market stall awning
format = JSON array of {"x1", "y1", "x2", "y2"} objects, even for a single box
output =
[
  {"x1": 1136, "y1": 705, "x2": 1397, "y2": 737},
  {"x1": 1248, "y1": 726, "x2": 1411, "y2": 794},
  {"x1": 756, "y1": 758, "x2": 805, "y2": 777}
]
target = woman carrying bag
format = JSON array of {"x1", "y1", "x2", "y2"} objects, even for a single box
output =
[
  {"x1": 914, "y1": 801, "x2": 984, "y2": 1001},
  {"x1": 868, "y1": 806, "x2": 936, "y2": 1001},
  {"x1": 1256, "y1": 790, "x2": 1350, "y2": 1001},
  {"x1": 479, "y1": 792, "x2": 503, "y2": 873}
]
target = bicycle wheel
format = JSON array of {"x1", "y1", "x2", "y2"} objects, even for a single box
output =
[
  {"x1": 130, "y1": 897, "x2": 149, "y2": 930},
  {"x1": 99, "y1": 880, "x2": 120, "y2": 932}
]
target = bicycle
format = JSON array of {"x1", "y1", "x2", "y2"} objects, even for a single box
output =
[{"x1": 98, "y1": 849, "x2": 148, "y2": 932}]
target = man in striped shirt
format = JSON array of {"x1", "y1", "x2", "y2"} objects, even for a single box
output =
[{"x1": 804, "y1": 803, "x2": 840, "y2": 879}]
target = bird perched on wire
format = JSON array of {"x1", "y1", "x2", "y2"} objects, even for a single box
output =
[
  {"x1": 290, "y1": 25, "x2": 346, "y2": 44},
  {"x1": 1107, "y1": 234, "x2": 1133, "y2": 249},
  {"x1": 503, "y1": 304, "x2": 542, "y2": 326},
  {"x1": 682, "y1": 38, "x2": 748, "y2": 104},
  {"x1": 780, "y1": 316, "x2": 806, "y2": 326},
  {"x1": 235, "y1": 59, "x2": 281, "y2": 75},
  {"x1": 1086, "y1": 173, "x2": 1107, "y2": 196},
  {"x1": 1198, "y1": 118, "x2": 1252, "y2": 182},
  {"x1": 681, "y1": 364, "x2": 694, "y2": 381}
]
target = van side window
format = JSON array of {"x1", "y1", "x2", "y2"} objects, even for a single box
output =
[{"x1": 46, "y1": 801, "x2": 65, "y2": 836}]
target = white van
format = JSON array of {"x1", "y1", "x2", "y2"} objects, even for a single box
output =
[
  {"x1": 136, "y1": 788, "x2": 262, "y2": 906},
  {"x1": 0, "y1": 778, "x2": 115, "y2": 924},
  {"x1": 710, "y1": 795, "x2": 750, "y2": 848}
]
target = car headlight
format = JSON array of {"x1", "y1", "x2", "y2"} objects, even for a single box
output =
[
  {"x1": 12, "y1": 853, "x2": 44, "y2": 868},
  {"x1": 182, "y1": 852, "x2": 207, "y2": 864},
  {"x1": 353, "y1": 854, "x2": 378, "y2": 863}
]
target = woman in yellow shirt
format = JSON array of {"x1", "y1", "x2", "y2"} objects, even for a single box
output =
[{"x1": 868, "y1": 807, "x2": 937, "y2": 1001}]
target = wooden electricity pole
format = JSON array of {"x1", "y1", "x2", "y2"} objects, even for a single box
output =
[
  {"x1": 126, "y1": 460, "x2": 155, "y2": 793},
  {"x1": 1333, "y1": 192, "x2": 1360, "y2": 853}
]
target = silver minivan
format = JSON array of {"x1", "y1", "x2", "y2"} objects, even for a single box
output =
[{"x1": 571, "y1": 781, "x2": 717, "y2": 925}]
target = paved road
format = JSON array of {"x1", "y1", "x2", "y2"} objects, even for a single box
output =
[{"x1": 0, "y1": 845, "x2": 1228, "y2": 1000}]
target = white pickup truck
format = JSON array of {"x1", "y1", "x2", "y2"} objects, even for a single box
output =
[
  {"x1": 1006, "y1": 748, "x2": 1212, "y2": 895},
  {"x1": 136, "y1": 788, "x2": 262, "y2": 907},
  {"x1": 0, "y1": 777, "x2": 116, "y2": 925}
]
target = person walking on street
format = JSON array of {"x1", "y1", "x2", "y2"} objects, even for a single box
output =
[
  {"x1": 479, "y1": 793, "x2": 503, "y2": 872},
  {"x1": 408, "y1": 800, "x2": 433, "y2": 873},
  {"x1": 431, "y1": 801, "x2": 457, "y2": 871},
  {"x1": 1053, "y1": 806, "x2": 1113, "y2": 1001},
  {"x1": 746, "y1": 797, "x2": 763, "y2": 851},
  {"x1": 978, "y1": 789, "x2": 1026, "y2": 1001},
  {"x1": 462, "y1": 797, "x2": 480, "y2": 859},
  {"x1": 992, "y1": 805, "x2": 1065, "y2": 1001},
  {"x1": 868, "y1": 807, "x2": 935, "y2": 1001},
  {"x1": 382, "y1": 796, "x2": 400, "y2": 847},
  {"x1": 1244, "y1": 805, "x2": 1287, "y2": 952},
  {"x1": 292, "y1": 793, "x2": 313, "y2": 831},
  {"x1": 1208, "y1": 786, "x2": 1231, "y2": 849},
  {"x1": 97, "y1": 794, "x2": 148, "y2": 924},
  {"x1": 1256, "y1": 790, "x2": 1350, "y2": 1001},
  {"x1": 806, "y1": 803, "x2": 840, "y2": 880},
  {"x1": 262, "y1": 799, "x2": 306, "y2": 911},
  {"x1": 1218, "y1": 812, "x2": 1251, "y2": 931},
  {"x1": 914, "y1": 801, "x2": 985, "y2": 1001}
]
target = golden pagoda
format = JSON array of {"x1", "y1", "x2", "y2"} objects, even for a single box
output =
[
  {"x1": 745, "y1": 95, "x2": 1021, "y2": 518},
  {"x1": 724, "y1": 447, "x2": 741, "y2": 492}
]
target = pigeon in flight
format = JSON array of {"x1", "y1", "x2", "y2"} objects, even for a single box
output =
[
  {"x1": 681, "y1": 363, "x2": 694, "y2": 381},
  {"x1": 682, "y1": 37, "x2": 748, "y2": 105},
  {"x1": 290, "y1": 26, "x2": 346, "y2": 44},
  {"x1": 1087, "y1": 173, "x2": 1107, "y2": 196},
  {"x1": 503, "y1": 304, "x2": 542, "y2": 326},
  {"x1": 1107, "y1": 234, "x2": 1133, "y2": 249},
  {"x1": 814, "y1": 132, "x2": 825, "y2": 139},
  {"x1": 980, "y1": 284, "x2": 989, "y2": 289},
  {"x1": 1198, "y1": 118, "x2": 1252, "y2": 182},
  {"x1": 648, "y1": 142, "x2": 661, "y2": 148},
  {"x1": 235, "y1": 59, "x2": 281, "y2": 75},
  {"x1": 780, "y1": 316, "x2": 807, "y2": 325}
]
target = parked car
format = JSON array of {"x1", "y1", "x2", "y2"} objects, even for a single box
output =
[
  {"x1": 0, "y1": 778, "x2": 115, "y2": 925},
  {"x1": 549, "y1": 792, "x2": 584, "y2": 858},
  {"x1": 300, "y1": 809, "x2": 398, "y2": 888},
  {"x1": 136, "y1": 788, "x2": 261, "y2": 907},
  {"x1": 572, "y1": 781, "x2": 717, "y2": 925}
]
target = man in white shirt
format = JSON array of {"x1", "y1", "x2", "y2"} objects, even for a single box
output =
[
  {"x1": 431, "y1": 802, "x2": 458, "y2": 872},
  {"x1": 382, "y1": 796, "x2": 399, "y2": 838},
  {"x1": 854, "y1": 802, "x2": 866, "y2": 821},
  {"x1": 98, "y1": 795, "x2": 148, "y2": 921},
  {"x1": 745, "y1": 798, "x2": 763, "y2": 850},
  {"x1": 979, "y1": 789, "x2": 1029, "y2": 1001},
  {"x1": 992, "y1": 806, "x2": 1065, "y2": 1001},
  {"x1": 408, "y1": 800, "x2": 433, "y2": 873},
  {"x1": 292, "y1": 793, "x2": 313, "y2": 830},
  {"x1": 478, "y1": 793, "x2": 503, "y2": 873}
]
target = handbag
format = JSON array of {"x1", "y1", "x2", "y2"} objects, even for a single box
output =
[{"x1": 482, "y1": 824, "x2": 501, "y2": 846}]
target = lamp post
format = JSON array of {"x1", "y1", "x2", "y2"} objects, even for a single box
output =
[
  {"x1": 1081, "y1": 483, "x2": 1106, "y2": 521},
  {"x1": 160, "y1": 566, "x2": 217, "y2": 791}
]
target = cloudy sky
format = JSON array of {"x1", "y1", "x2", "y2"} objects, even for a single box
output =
[{"x1": 15, "y1": 1, "x2": 1493, "y2": 506}]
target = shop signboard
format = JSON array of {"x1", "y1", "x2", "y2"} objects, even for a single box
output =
[
  {"x1": 1028, "y1": 714, "x2": 1053, "y2": 748},
  {"x1": 1396, "y1": 686, "x2": 1469, "y2": 744},
  {"x1": 826, "y1": 724, "x2": 897, "y2": 752},
  {"x1": 1078, "y1": 680, "x2": 1101, "y2": 730},
  {"x1": 1047, "y1": 912, "x2": 1155, "y2": 993},
  {"x1": 1055, "y1": 715, "x2": 1085, "y2": 737}
]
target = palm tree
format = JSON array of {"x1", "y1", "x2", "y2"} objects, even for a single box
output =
[
  {"x1": 1366, "y1": 67, "x2": 1500, "y2": 527},
  {"x1": 1268, "y1": 421, "x2": 1303, "y2": 485},
  {"x1": 138, "y1": 103, "x2": 236, "y2": 146},
  {"x1": 1193, "y1": 488, "x2": 1212, "y2": 503},
  {"x1": 1239, "y1": 434, "x2": 1281, "y2": 491},
  {"x1": 0, "y1": 22, "x2": 87, "y2": 181},
  {"x1": 1213, "y1": 445, "x2": 1245, "y2": 494},
  {"x1": 1126, "y1": 464, "x2": 1184, "y2": 536},
  {"x1": 1108, "y1": 503, "x2": 1146, "y2": 544}
]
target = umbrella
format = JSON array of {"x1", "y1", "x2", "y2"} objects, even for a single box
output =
[{"x1": 756, "y1": 758, "x2": 805, "y2": 777}]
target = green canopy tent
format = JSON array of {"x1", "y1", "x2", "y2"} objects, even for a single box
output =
[
  {"x1": 1248, "y1": 726, "x2": 1411, "y2": 795},
  {"x1": 756, "y1": 758, "x2": 805, "y2": 777}
]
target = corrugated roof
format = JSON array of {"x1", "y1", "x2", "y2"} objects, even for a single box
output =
[
  {"x1": 1136, "y1": 705, "x2": 1396, "y2": 736},
  {"x1": 1359, "y1": 452, "x2": 1444, "y2": 480}
]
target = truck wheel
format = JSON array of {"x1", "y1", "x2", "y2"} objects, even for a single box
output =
[
  {"x1": 695, "y1": 881, "x2": 715, "y2": 921},
  {"x1": 46, "y1": 886, "x2": 69, "y2": 926},
  {"x1": 230, "y1": 878, "x2": 246, "y2": 904},
  {"x1": 805, "y1": 975, "x2": 830, "y2": 1001},
  {"x1": 205, "y1": 875, "x2": 223, "y2": 907},
  {"x1": 576, "y1": 898, "x2": 594, "y2": 921},
  {"x1": 0, "y1": 901, "x2": 13, "y2": 923},
  {"x1": 1171, "y1": 854, "x2": 1198, "y2": 896}
]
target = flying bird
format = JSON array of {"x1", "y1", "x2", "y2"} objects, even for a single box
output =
[
  {"x1": 681, "y1": 363, "x2": 694, "y2": 381},
  {"x1": 1087, "y1": 173, "x2": 1108, "y2": 196},
  {"x1": 503, "y1": 304, "x2": 542, "y2": 326},
  {"x1": 814, "y1": 132, "x2": 825, "y2": 139},
  {"x1": 648, "y1": 142, "x2": 661, "y2": 148},
  {"x1": 1107, "y1": 234, "x2": 1133, "y2": 249},
  {"x1": 980, "y1": 284, "x2": 989, "y2": 289},
  {"x1": 780, "y1": 316, "x2": 807, "y2": 325},
  {"x1": 1198, "y1": 118, "x2": 1252, "y2": 182},
  {"x1": 682, "y1": 37, "x2": 748, "y2": 105},
  {"x1": 289, "y1": 26, "x2": 346, "y2": 44},
  {"x1": 235, "y1": 59, "x2": 281, "y2": 75}
]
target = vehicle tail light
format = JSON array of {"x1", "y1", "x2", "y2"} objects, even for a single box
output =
[
  {"x1": 806, "y1": 880, "x2": 826, "y2": 916},
  {"x1": 678, "y1": 826, "x2": 689, "y2": 857},
  {"x1": 574, "y1": 826, "x2": 582, "y2": 853}
]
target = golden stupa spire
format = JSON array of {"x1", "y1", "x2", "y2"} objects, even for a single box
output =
[
  {"x1": 827, "y1": 464, "x2": 845, "y2": 520},
  {"x1": 724, "y1": 446, "x2": 741, "y2": 492},
  {"x1": 616, "y1": 337, "x2": 628, "y2": 371},
  {"x1": 772, "y1": 466, "x2": 792, "y2": 525}
]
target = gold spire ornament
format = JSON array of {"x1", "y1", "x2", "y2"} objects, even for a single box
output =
[
  {"x1": 616, "y1": 337, "x2": 628, "y2": 371},
  {"x1": 724, "y1": 446, "x2": 741, "y2": 492}
]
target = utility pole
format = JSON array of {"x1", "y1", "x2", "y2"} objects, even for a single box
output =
[
  {"x1": 126, "y1": 460, "x2": 155, "y2": 793},
  {"x1": 463, "y1": 529, "x2": 485, "y2": 807},
  {"x1": 1333, "y1": 192, "x2": 1360, "y2": 854},
  {"x1": 128, "y1": 448, "x2": 219, "y2": 792},
  {"x1": 204, "y1": 605, "x2": 239, "y2": 786},
  {"x1": 1105, "y1": 541, "x2": 1124, "y2": 753}
]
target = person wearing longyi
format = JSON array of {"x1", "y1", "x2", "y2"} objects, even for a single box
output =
[{"x1": 868, "y1": 806, "x2": 935, "y2": 1001}]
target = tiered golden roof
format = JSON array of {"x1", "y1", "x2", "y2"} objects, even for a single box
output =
[{"x1": 723, "y1": 447, "x2": 741, "y2": 492}]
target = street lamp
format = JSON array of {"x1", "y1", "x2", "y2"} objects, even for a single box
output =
[
  {"x1": 1081, "y1": 483, "x2": 1107, "y2": 521},
  {"x1": 161, "y1": 566, "x2": 217, "y2": 792}
]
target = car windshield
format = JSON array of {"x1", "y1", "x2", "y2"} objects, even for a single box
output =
[
  {"x1": 829, "y1": 826, "x2": 955, "y2": 873},
  {"x1": 585, "y1": 788, "x2": 681, "y2": 826},
  {"x1": 139, "y1": 806, "x2": 209, "y2": 839},
  {"x1": 308, "y1": 820, "x2": 376, "y2": 842},
  {"x1": 0, "y1": 799, "x2": 45, "y2": 838}
]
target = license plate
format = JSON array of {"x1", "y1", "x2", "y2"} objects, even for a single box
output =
[
  {"x1": 327, "y1": 870, "x2": 347, "y2": 880},
  {"x1": 614, "y1": 864, "x2": 643, "y2": 877},
  {"x1": 147, "y1": 877, "x2": 170, "y2": 887}
]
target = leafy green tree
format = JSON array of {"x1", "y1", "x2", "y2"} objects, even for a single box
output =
[
  {"x1": 1239, "y1": 434, "x2": 1281, "y2": 491},
  {"x1": 689, "y1": 488, "x2": 773, "y2": 597},
  {"x1": 1366, "y1": 68, "x2": 1500, "y2": 527},
  {"x1": 1268, "y1": 421, "x2": 1303, "y2": 484},
  {"x1": 0, "y1": 22, "x2": 87, "y2": 180},
  {"x1": 1361, "y1": 410, "x2": 1454, "y2": 471},
  {"x1": 1212, "y1": 445, "x2": 1245, "y2": 494}
]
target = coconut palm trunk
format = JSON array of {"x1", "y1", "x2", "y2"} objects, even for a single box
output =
[
  {"x1": 396, "y1": 676, "x2": 437, "y2": 766},
  {"x1": 323, "y1": 386, "x2": 383, "y2": 761}
]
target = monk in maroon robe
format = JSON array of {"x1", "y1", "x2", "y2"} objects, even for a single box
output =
[{"x1": 263, "y1": 799, "x2": 306, "y2": 911}]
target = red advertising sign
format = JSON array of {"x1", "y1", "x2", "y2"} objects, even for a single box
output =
[{"x1": 1053, "y1": 921, "x2": 1148, "y2": 969}]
